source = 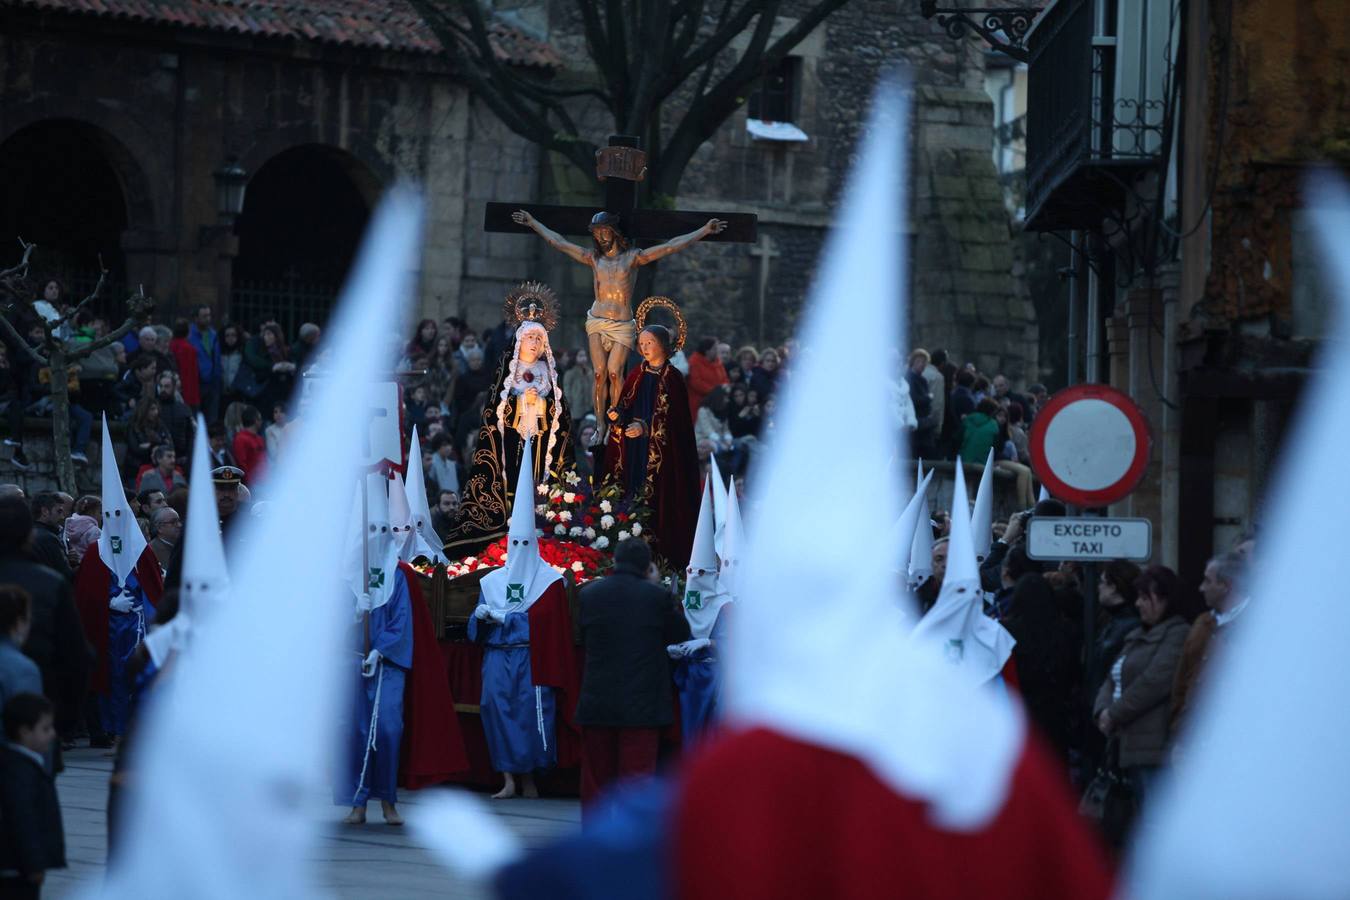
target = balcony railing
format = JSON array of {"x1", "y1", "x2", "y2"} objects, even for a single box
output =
[{"x1": 1024, "y1": 0, "x2": 1165, "y2": 231}]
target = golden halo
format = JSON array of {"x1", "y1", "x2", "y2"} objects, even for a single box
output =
[
  {"x1": 504, "y1": 281, "x2": 560, "y2": 331},
  {"x1": 635, "y1": 296, "x2": 686, "y2": 352}
]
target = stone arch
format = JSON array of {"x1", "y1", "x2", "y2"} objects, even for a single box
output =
[
  {"x1": 0, "y1": 117, "x2": 157, "y2": 294},
  {"x1": 230, "y1": 144, "x2": 383, "y2": 335}
]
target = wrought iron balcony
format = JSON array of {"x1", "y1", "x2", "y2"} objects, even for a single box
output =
[{"x1": 1023, "y1": 0, "x2": 1166, "y2": 232}]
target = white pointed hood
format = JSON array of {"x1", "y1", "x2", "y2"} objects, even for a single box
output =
[
  {"x1": 1125, "y1": 176, "x2": 1350, "y2": 899},
  {"x1": 722, "y1": 80, "x2": 1022, "y2": 831},
  {"x1": 970, "y1": 448, "x2": 995, "y2": 563},
  {"x1": 145, "y1": 416, "x2": 229, "y2": 668},
  {"x1": 893, "y1": 468, "x2": 935, "y2": 582},
  {"x1": 907, "y1": 461, "x2": 935, "y2": 589},
  {"x1": 388, "y1": 471, "x2": 415, "y2": 562},
  {"x1": 103, "y1": 188, "x2": 424, "y2": 898},
  {"x1": 1038, "y1": 483, "x2": 1050, "y2": 503},
  {"x1": 912, "y1": 460, "x2": 1014, "y2": 685},
  {"x1": 98, "y1": 414, "x2": 147, "y2": 588},
  {"x1": 480, "y1": 438, "x2": 561, "y2": 614},
  {"x1": 709, "y1": 454, "x2": 730, "y2": 558},
  {"x1": 404, "y1": 428, "x2": 447, "y2": 564},
  {"x1": 350, "y1": 473, "x2": 401, "y2": 612},
  {"x1": 179, "y1": 416, "x2": 231, "y2": 627},
  {"x1": 683, "y1": 476, "x2": 729, "y2": 640},
  {"x1": 717, "y1": 483, "x2": 744, "y2": 602}
]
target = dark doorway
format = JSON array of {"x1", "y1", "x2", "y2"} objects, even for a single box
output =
[
  {"x1": 231, "y1": 145, "x2": 374, "y2": 337},
  {"x1": 0, "y1": 120, "x2": 130, "y2": 301}
]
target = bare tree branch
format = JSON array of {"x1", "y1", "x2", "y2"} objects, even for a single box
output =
[
  {"x1": 0, "y1": 238, "x2": 35, "y2": 283},
  {"x1": 66, "y1": 287, "x2": 155, "y2": 362},
  {"x1": 60, "y1": 254, "x2": 108, "y2": 327},
  {"x1": 0, "y1": 312, "x2": 46, "y2": 367}
]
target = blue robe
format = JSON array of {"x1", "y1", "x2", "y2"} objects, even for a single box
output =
[
  {"x1": 469, "y1": 606, "x2": 557, "y2": 773},
  {"x1": 672, "y1": 611, "x2": 727, "y2": 746},
  {"x1": 99, "y1": 572, "x2": 156, "y2": 736},
  {"x1": 335, "y1": 570, "x2": 413, "y2": 807}
]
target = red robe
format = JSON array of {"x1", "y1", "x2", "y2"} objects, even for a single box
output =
[
  {"x1": 397, "y1": 562, "x2": 470, "y2": 788},
  {"x1": 674, "y1": 727, "x2": 1113, "y2": 900},
  {"x1": 74, "y1": 544, "x2": 164, "y2": 695},
  {"x1": 600, "y1": 363, "x2": 700, "y2": 568},
  {"x1": 527, "y1": 580, "x2": 584, "y2": 769},
  {"x1": 168, "y1": 337, "x2": 201, "y2": 407}
]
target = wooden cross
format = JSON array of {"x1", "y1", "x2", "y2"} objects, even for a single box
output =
[
  {"x1": 748, "y1": 233, "x2": 781, "y2": 345},
  {"x1": 483, "y1": 134, "x2": 758, "y2": 246}
]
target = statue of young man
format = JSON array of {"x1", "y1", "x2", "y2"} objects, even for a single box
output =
[{"x1": 511, "y1": 209, "x2": 726, "y2": 421}]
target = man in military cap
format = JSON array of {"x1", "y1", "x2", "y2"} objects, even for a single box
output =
[
  {"x1": 165, "y1": 466, "x2": 246, "y2": 591},
  {"x1": 511, "y1": 208, "x2": 726, "y2": 418}
]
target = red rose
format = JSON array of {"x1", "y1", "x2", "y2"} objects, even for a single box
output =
[
  {"x1": 583, "y1": 515, "x2": 595, "y2": 526},
  {"x1": 617, "y1": 513, "x2": 629, "y2": 523}
]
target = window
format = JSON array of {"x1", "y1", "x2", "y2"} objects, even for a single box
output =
[{"x1": 748, "y1": 57, "x2": 800, "y2": 124}]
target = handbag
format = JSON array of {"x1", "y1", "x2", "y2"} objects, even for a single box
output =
[
  {"x1": 1078, "y1": 737, "x2": 1138, "y2": 845},
  {"x1": 231, "y1": 362, "x2": 265, "y2": 399}
]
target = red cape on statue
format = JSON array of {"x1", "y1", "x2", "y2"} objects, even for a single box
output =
[
  {"x1": 599, "y1": 363, "x2": 700, "y2": 569},
  {"x1": 398, "y1": 562, "x2": 470, "y2": 788},
  {"x1": 527, "y1": 580, "x2": 583, "y2": 769},
  {"x1": 74, "y1": 544, "x2": 164, "y2": 696},
  {"x1": 673, "y1": 727, "x2": 1113, "y2": 900}
]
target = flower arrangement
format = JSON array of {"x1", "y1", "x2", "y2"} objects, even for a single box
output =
[
  {"x1": 535, "y1": 472, "x2": 651, "y2": 554},
  {"x1": 415, "y1": 467, "x2": 652, "y2": 585},
  {"x1": 436, "y1": 534, "x2": 610, "y2": 583}
]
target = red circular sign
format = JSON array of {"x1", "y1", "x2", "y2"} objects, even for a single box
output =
[{"x1": 1029, "y1": 384, "x2": 1152, "y2": 508}]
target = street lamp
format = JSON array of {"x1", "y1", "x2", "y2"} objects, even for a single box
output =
[
  {"x1": 213, "y1": 160, "x2": 249, "y2": 224},
  {"x1": 918, "y1": 2, "x2": 1043, "y2": 62}
]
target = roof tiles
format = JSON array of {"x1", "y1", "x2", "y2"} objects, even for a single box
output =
[{"x1": 8, "y1": 0, "x2": 561, "y2": 67}]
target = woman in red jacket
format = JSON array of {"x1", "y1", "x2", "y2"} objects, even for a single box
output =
[{"x1": 684, "y1": 336, "x2": 728, "y2": 420}]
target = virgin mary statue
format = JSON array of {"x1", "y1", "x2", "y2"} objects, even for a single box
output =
[{"x1": 444, "y1": 282, "x2": 574, "y2": 557}]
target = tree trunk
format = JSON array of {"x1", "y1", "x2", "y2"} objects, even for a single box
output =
[{"x1": 47, "y1": 343, "x2": 77, "y2": 495}]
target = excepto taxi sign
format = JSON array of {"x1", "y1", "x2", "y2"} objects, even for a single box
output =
[{"x1": 1026, "y1": 517, "x2": 1152, "y2": 562}]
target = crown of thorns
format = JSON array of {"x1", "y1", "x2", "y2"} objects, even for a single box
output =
[{"x1": 504, "y1": 281, "x2": 560, "y2": 331}]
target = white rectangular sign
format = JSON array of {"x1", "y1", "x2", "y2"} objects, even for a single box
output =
[{"x1": 1027, "y1": 517, "x2": 1152, "y2": 562}]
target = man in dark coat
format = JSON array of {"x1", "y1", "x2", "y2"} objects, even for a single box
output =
[
  {"x1": 575, "y1": 538, "x2": 690, "y2": 806},
  {"x1": 29, "y1": 492, "x2": 73, "y2": 582},
  {"x1": 0, "y1": 496, "x2": 90, "y2": 752}
]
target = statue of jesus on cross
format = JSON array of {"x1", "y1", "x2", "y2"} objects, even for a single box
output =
[{"x1": 511, "y1": 208, "x2": 726, "y2": 420}]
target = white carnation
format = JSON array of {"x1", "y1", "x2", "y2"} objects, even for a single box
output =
[
  {"x1": 617, "y1": 529, "x2": 630, "y2": 542},
  {"x1": 536, "y1": 483, "x2": 548, "y2": 496},
  {"x1": 545, "y1": 510, "x2": 557, "y2": 521},
  {"x1": 630, "y1": 522, "x2": 642, "y2": 536},
  {"x1": 571, "y1": 561, "x2": 584, "y2": 572},
  {"x1": 584, "y1": 527, "x2": 596, "y2": 540},
  {"x1": 535, "y1": 504, "x2": 548, "y2": 515},
  {"x1": 559, "y1": 510, "x2": 572, "y2": 522},
  {"x1": 563, "y1": 492, "x2": 577, "y2": 503},
  {"x1": 592, "y1": 536, "x2": 610, "y2": 550},
  {"x1": 599, "y1": 499, "x2": 613, "y2": 514},
  {"x1": 600, "y1": 514, "x2": 615, "y2": 530},
  {"x1": 569, "y1": 526, "x2": 583, "y2": 537},
  {"x1": 554, "y1": 524, "x2": 567, "y2": 535}
]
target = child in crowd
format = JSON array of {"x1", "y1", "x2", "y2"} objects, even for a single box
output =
[{"x1": 0, "y1": 692, "x2": 65, "y2": 898}]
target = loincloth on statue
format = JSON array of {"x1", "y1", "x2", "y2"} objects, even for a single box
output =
[{"x1": 585, "y1": 313, "x2": 637, "y2": 353}]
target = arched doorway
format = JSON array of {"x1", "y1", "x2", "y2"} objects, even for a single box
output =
[
  {"x1": 231, "y1": 145, "x2": 377, "y2": 337},
  {"x1": 0, "y1": 120, "x2": 136, "y2": 303}
]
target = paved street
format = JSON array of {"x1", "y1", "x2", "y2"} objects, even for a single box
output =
[{"x1": 45, "y1": 748, "x2": 580, "y2": 899}]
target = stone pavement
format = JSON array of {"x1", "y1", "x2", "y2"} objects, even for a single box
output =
[{"x1": 45, "y1": 748, "x2": 581, "y2": 899}]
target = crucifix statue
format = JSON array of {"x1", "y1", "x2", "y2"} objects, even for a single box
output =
[{"x1": 484, "y1": 134, "x2": 758, "y2": 420}]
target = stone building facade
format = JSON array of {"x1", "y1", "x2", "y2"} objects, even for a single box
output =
[{"x1": 0, "y1": 0, "x2": 1035, "y2": 382}]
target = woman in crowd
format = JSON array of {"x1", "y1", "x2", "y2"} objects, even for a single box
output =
[
  {"x1": 685, "y1": 336, "x2": 728, "y2": 419},
  {"x1": 243, "y1": 322, "x2": 296, "y2": 416},
  {"x1": 733, "y1": 346, "x2": 758, "y2": 386},
  {"x1": 993, "y1": 405, "x2": 1036, "y2": 508},
  {"x1": 750, "y1": 347, "x2": 780, "y2": 398},
  {"x1": 218, "y1": 323, "x2": 246, "y2": 408},
  {"x1": 127, "y1": 398, "x2": 171, "y2": 474},
  {"x1": 1093, "y1": 564, "x2": 1189, "y2": 805},
  {"x1": 727, "y1": 384, "x2": 761, "y2": 440},
  {"x1": 406, "y1": 318, "x2": 438, "y2": 361},
  {"x1": 1081, "y1": 560, "x2": 1143, "y2": 774}
]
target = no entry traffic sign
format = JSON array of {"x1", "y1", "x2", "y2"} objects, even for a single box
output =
[
  {"x1": 1027, "y1": 517, "x2": 1153, "y2": 562},
  {"x1": 1029, "y1": 384, "x2": 1151, "y2": 508}
]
